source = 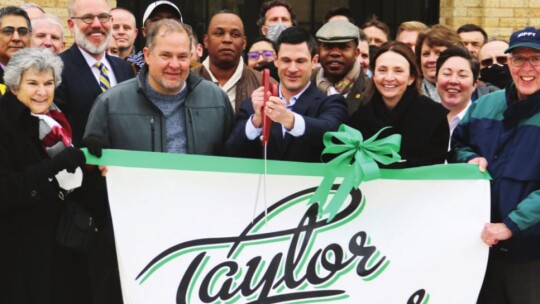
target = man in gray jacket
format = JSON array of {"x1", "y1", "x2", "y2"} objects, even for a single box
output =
[{"x1": 83, "y1": 19, "x2": 234, "y2": 155}]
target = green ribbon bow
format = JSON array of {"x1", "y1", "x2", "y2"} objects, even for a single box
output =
[{"x1": 308, "y1": 124, "x2": 402, "y2": 222}]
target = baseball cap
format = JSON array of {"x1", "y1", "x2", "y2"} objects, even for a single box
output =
[
  {"x1": 316, "y1": 20, "x2": 359, "y2": 44},
  {"x1": 142, "y1": 1, "x2": 183, "y2": 25},
  {"x1": 505, "y1": 26, "x2": 540, "y2": 53}
]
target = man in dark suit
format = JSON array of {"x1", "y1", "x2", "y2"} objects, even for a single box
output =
[
  {"x1": 55, "y1": 0, "x2": 134, "y2": 147},
  {"x1": 225, "y1": 27, "x2": 348, "y2": 162},
  {"x1": 54, "y1": 1, "x2": 134, "y2": 303}
]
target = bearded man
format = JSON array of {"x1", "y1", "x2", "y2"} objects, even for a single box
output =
[{"x1": 56, "y1": 0, "x2": 134, "y2": 147}]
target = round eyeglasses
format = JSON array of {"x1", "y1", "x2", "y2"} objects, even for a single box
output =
[
  {"x1": 71, "y1": 13, "x2": 112, "y2": 24},
  {"x1": 509, "y1": 55, "x2": 540, "y2": 67}
]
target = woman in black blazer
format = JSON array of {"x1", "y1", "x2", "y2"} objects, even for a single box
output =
[{"x1": 348, "y1": 41, "x2": 449, "y2": 168}]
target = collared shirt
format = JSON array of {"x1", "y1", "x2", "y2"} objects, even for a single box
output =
[
  {"x1": 202, "y1": 56, "x2": 244, "y2": 109},
  {"x1": 449, "y1": 101, "x2": 472, "y2": 136},
  {"x1": 78, "y1": 46, "x2": 118, "y2": 87},
  {"x1": 448, "y1": 101, "x2": 472, "y2": 152},
  {"x1": 245, "y1": 83, "x2": 308, "y2": 140}
]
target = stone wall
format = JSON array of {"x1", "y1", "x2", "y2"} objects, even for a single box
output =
[
  {"x1": 440, "y1": 0, "x2": 540, "y2": 41},
  {"x1": 1, "y1": 0, "x2": 117, "y2": 47},
  {"x1": 4, "y1": 0, "x2": 537, "y2": 43}
]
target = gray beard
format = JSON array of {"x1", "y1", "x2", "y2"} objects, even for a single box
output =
[{"x1": 74, "y1": 23, "x2": 112, "y2": 55}]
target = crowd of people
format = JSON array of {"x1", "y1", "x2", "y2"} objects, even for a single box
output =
[{"x1": 0, "y1": 0, "x2": 538, "y2": 303}]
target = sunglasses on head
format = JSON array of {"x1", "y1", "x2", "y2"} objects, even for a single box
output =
[
  {"x1": 480, "y1": 56, "x2": 508, "y2": 67},
  {"x1": 247, "y1": 50, "x2": 275, "y2": 60},
  {"x1": 1, "y1": 26, "x2": 29, "y2": 37}
]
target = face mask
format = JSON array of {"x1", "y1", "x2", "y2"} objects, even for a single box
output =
[
  {"x1": 479, "y1": 64, "x2": 512, "y2": 89},
  {"x1": 266, "y1": 24, "x2": 288, "y2": 42}
]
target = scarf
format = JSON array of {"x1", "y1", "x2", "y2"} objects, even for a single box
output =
[
  {"x1": 503, "y1": 84, "x2": 540, "y2": 125},
  {"x1": 32, "y1": 103, "x2": 73, "y2": 157},
  {"x1": 316, "y1": 61, "x2": 361, "y2": 96},
  {"x1": 32, "y1": 104, "x2": 82, "y2": 190},
  {"x1": 421, "y1": 78, "x2": 441, "y2": 103}
]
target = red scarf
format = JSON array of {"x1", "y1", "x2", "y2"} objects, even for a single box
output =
[{"x1": 33, "y1": 104, "x2": 73, "y2": 157}]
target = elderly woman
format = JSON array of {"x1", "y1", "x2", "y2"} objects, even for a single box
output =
[
  {"x1": 415, "y1": 24, "x2": 464, "y2": 103},
  {"x1": 0, "y1": 48, "x2": 90, "y2": 303},
  {"x1": 348, "y1": 41, "x2": 449, "y2": 168}
]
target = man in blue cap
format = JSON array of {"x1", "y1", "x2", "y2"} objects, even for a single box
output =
[{"x1": 452, "y1": 26, "x2": 540, "y2": 303}]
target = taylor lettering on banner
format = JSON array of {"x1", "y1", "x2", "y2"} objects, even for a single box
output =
[{"x1": 85, "y1": 149, "x2": 490, "y2": 304}]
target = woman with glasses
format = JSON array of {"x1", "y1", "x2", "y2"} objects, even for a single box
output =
[
  {"x1": 246, "y1": 37, "x2": 279, "y2": 81},
  {"x1": 452, "y1": 26, "x2": 540, "y2": 304},
  {"x1": 246, "y1": 37, "x2": 277, "y2": 69},
  {"x1": 0, "y1": 48, "x2": 91, "y2": 304}
]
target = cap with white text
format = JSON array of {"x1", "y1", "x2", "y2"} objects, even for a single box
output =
[{"x1": 505, "y1": 26, "x2": 540, "y2": 53}]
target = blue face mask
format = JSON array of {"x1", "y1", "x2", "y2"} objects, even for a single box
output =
[{"x1": 266, "y1": 24, "x2": 288, "y2": 42}]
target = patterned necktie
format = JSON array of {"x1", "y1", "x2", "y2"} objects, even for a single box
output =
[{"x1": 95, "y1": 61, "x2": 111, "y2": 92}]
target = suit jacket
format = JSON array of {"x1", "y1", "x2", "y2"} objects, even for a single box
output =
[
  {"x1": 56, "y1": 44, "x2": 135, "y2": 147},
  {"x1": 311, "y1": 66, "x2": 369, "y2": 116},
  {"x1": 224, "y1": 83, "x2": 348, "y2": 162}
]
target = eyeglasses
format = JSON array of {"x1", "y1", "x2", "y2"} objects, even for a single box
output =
[
  {"x1": 480, "y1": 56, "x2": 508, "y2": 67},
  {"x1": 70, "y1": 13, "x2": 112, "y2": 24},
  {"x1": 247, "y1": 50, "x2": 275, "y2": 60},
  {"x1": 509, "y1": 55, "x2": 540, "y2": 67},
  {"x1": 1, "y1": 26, "x2": 30, "y2": 37}
]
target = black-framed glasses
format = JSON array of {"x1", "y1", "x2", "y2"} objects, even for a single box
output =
[
  {"x1": 247, "y1": 50, "x2": 275, "y2": 60},
  {"x1": 1, "y1": 26, "x2": 30, "y2": 37},
  {"x1": 71, "y1": 13, "x2": 112, "y2": 24},
  {"x1": 509, "y1": 55, "x2": 540, "y2": 67},
  {"x1": 480, "y1": 56, "x2": 508, "y2": 67}
]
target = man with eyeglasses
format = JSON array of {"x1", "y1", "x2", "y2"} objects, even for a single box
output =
[
  {"x1": 0, "y1": 6, "x2": 31, "y2": 94},
  {"x1": 478, "y1": 39, "x2": 512, "y2": 90},
  {"x1": 452, "y1": 26, "x2": 540, "y2": 304},
  {"x1": 53, "y1": 1, "x2": 134, "y2": 304},
  {"x1": 56, "y1": 0, "x2": 134, "y2": 148},
  {"x1": 313, "y1": 20, "x2": 368, "y2": 116}
]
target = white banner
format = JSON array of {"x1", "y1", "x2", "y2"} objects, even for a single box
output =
[{"x1": 97, "y1": 151, "x2": 490, "y2": 304}]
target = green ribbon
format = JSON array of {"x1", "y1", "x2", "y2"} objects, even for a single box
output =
[{"x1": 308, "y1": 124, "x2": 402, "y2": 222}]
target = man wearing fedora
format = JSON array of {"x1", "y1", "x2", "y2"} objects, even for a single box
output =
[
  {"x1": 313, "y1": 20, "x2": 368, "y2": 116},
  {"x1": 453, "y1": 26, "x2": 540, "y2": 304}
]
